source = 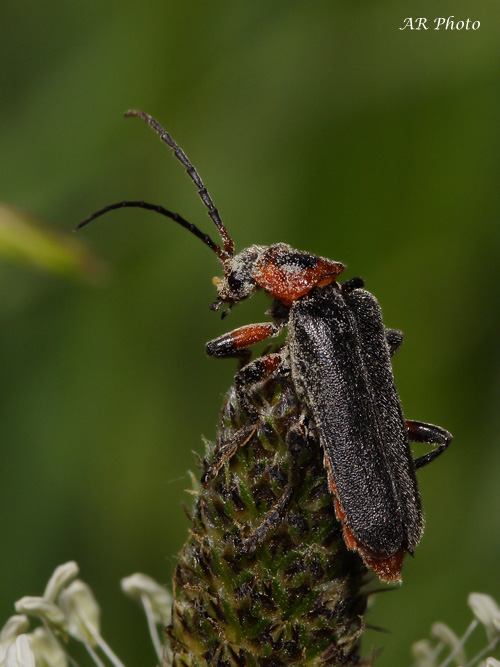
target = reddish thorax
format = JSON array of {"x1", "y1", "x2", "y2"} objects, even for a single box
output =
[{"x1": 253, "y1": 244, "x2": 345, "y2": 306}]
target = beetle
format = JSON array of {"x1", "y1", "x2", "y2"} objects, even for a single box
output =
[{"x1": 77, "y1": 110, "x2": 452, "y2": 582}]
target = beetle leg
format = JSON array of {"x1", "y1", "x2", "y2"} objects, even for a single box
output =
[
  {"x1": 386, "y1": 329, "x2": 404, "y2": 357},
  {"x1": 201, "y1": 422, "x2": 257, "y2": 487},
  {"x1": 235, "y1": 352, "x2": 284, "y2": 418},
  {"x1": 206, "y1": 322, "x2": 284, "y2": 366},
  {"x1": 407, "y1": 420, "x2": 453, "y2": 469}
]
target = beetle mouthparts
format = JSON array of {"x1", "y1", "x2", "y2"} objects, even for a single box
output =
[{"x1": 210, "y1": 300, "x2": 223, "y2": 312}]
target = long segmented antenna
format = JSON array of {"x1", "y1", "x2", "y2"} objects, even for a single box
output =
[
  {"x1": 124, "y1": 110, "x2": 235, "y2": 262},
  {"x1": 75, "y1": 201, "x2": 221, "y2": 254}
]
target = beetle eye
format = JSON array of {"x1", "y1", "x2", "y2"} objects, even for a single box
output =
[{"x1": 228, "y1": 271, "x2": 246, "y2": 292}]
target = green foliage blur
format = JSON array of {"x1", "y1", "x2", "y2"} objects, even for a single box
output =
[{"x1": 1, "y1": 1, "x2": 498, "y2": 664}]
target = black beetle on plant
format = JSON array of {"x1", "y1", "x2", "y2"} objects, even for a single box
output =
[{"x1": 77, "y1": 110, "x2": 452, "y2": 582}]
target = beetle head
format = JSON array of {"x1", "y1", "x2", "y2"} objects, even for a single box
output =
[
  {"x1": 210, "y1": 245, "x2": 266, "y2": 315},
  {"x1": 210, "y1": 243, "x2": 346, "y2": 315},
  {"x1": 75, "y1": 112, "x2": 345, "y2": 318}
]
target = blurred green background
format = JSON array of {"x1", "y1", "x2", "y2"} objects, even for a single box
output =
[{"x1": 1, "y1": 1, "x2": 499, "y2": 664}]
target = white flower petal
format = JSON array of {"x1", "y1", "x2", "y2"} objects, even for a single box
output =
[
  {"x1": 0, "y1": 617, "x2": 30, "y2": 644},
  {"x1": 431, "y1": 622, "x2": 465, "y2": 664},
  {"x1": 468, "y1": 593, "x2": 500, "y2": 640},
  {"x1": 485, "y1": 659, "x2": 500, "y2": 667},
  {"x1": 29, "y1": 627, "x2": 67, "y2": 667},
  {"x1": 411, "y1": 639, "x2": 437, "y2": 667},
  {"x1": 121, "y1": 574, "x2": 172, "y2": 623},
  {"x1": 58, "y1": 580, "x2": 100, "y2": 644},
  {"x1": 44, "y1": 562, "x2": 79, "y2": 602},
  {"x1": 5, "y1": 635, "x2": 35, "y2": 667},
  {"x1": 14, "y1": 597, "x2": 66, "y2": 631}
]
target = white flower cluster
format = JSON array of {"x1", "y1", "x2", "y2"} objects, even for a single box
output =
[
  {"x1": 412, "y1": 593, "x2": 500, "y2": 667},
  {"x1": 0, "y1": 562, "x2": 172, "y2": 667}
]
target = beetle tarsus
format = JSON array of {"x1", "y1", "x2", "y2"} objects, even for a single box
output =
[{"x1": 407, "y1": 421, "x2": 453, "y2": 469}]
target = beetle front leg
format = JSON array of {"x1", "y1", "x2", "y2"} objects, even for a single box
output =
[
  {"x1": 235, "y1": 353, "x2": 284, "y2": 419},
  {"x1": 406, "y1": 420, "x2": 453, "y2": 469},
  {"x1": 206, "y1": 321, "x2": 285, "y2": 417},
  {"x1": 206, "y1": 322, "x2": 284, "y2": 366}
]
